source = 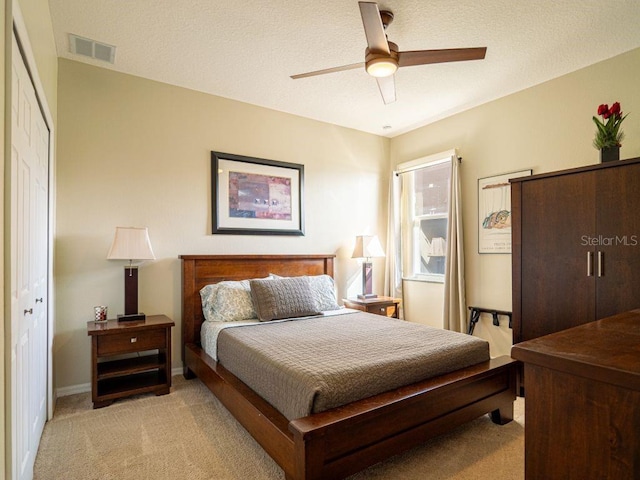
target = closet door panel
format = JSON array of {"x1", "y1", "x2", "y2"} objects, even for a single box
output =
[
  {"x1": 595, "y1": 163, "x2": 640, "y2": 319},
  {"x1": 520, "y1": 172, "x2": 596, "y2": 342}
]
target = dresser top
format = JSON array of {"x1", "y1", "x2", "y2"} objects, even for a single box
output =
[
  {"x1": 87, "y1": 314, "x2": 174, "y2": 336},
  {"x1": 511, "y1": 309, "x2": 640, "y2": 390}
]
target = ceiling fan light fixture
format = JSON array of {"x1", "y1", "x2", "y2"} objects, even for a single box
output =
[{"x1": 366, "y1": 57, "x2": 398, "y2": 77}]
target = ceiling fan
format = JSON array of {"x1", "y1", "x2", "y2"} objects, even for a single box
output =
[{"x1": 291, "y1": 1, "x2": 487, "y2": 104}]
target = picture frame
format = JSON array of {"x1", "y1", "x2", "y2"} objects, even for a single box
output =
[
  {"x1": 211, "y1": 151, "x2": 305, "y2": 236},
  {"x1": 478, "y1": 169, "x2": 532, "y2": 253}
]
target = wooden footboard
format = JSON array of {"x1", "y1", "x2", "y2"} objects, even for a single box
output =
[{"x1": 186, "y1": 343, "x2": 517, "y2": 480}]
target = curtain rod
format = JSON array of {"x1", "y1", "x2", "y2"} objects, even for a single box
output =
[{"x1": 395, "y1": 156, "x2": 462, "y2": 176}]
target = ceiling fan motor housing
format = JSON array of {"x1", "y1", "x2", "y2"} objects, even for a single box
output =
[{"x1": 365, "y1": 42, "x2": 399, "y2": 77}]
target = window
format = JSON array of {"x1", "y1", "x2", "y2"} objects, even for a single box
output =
[{"x1": 400, "y1": 156, "x2": 452, "y2": 282}]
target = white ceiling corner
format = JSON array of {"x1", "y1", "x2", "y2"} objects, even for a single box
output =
[{"x1": 48, "y1": 0, "x2": 640, "y2": 138}]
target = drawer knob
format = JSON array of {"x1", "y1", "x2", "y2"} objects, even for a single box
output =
[{"x1": 130, "y1": 337, "x2": 137, "y2": 343}]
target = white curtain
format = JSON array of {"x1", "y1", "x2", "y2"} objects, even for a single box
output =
[
  {"x1": 443, "y1": 157, "x2": 467, "y2": 332},
  {"x1": 384, "y1": 172, "x2": 402, "y2": 310}
]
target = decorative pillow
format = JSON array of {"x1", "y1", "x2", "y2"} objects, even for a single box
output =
[
  {"x1": 307, "y1": 274, "x2": 340, "y2": 311},
  {"x1": 250, "y1": 276, "x2": 320, "y2": 321},
  {"x1": 269, "y1": 273, "x2": 340, "y2": 311},
  {"x1": 200, "y1": 284, "x2": 220, "y2": 322},
  {"x1": 200, "y1": 280, "x2": 257, "y2": 322}
]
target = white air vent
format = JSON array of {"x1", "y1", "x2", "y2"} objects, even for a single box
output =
[{"x1": 68, "y1": 34, "x2": 116, "y2": 64}]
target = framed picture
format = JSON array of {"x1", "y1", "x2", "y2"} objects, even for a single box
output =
[
  {"x1": 211, "y1": 151, "x2": 304, "y2": 236},
  {"x1": 478, "y1": 169, "x2": 532, "y2": 253}
]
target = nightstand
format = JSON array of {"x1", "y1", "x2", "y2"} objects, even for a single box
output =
[
  {"x1": 87, "y1": 314, "x2": 174, "y2": 408},
  {"x1": 343, "y1": 296, "x2": 401, "y2": 318}
]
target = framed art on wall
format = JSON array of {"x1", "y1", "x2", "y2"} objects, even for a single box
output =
[
  {"x1": 478, "y1": 169, "x2": 531, "y2": 253},
  {"x1": 211, "y1": 151, "x2": 305, "y2": 236}
]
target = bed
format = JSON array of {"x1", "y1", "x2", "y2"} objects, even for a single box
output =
[{"x1": 181, "y1": 254, "x2": 517, "y2": 480}]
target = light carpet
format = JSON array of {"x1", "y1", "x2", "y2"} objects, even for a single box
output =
[{"x1": 34, "y1": 376, "x2": 524, "y2": 479}]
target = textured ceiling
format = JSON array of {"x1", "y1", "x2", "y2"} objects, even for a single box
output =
[{"x1": 49, "y1": 0, "x2": 640, "y2": 137}]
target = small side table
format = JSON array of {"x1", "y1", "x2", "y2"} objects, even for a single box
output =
[
  {"x1": 343, "y1": 296, "x2": 401, "y2": 318},
  {"x1": 87, "y1": 314, "x2": 174, "y2": 408}
]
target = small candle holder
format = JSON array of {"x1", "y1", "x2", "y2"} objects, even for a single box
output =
[{"x1": 94, "y1": 306, "x2": 108, "y2": 323}]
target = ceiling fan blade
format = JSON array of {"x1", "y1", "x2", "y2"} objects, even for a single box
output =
[
  {"x1": 359, "y1": 2, "x2": 390, "y2": 54},
  {"x1": 290, "y1": 62, "x2": 364, "y2": 79},
  {"x1": 376, "y1": 75, "x2": 396, "y2": 104},
  {"x1": 398, "y1": 47, "x2": 487, "y2": 68}
]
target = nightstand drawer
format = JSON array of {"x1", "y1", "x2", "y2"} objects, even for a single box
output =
[
  {"x1": 97, "y1": 328, "x2": 166, "y2": 355},
  {"x1": 367, "y1": 305, "x2": 396, "y2": 317},
  {"x1": 343, "y1": 297, "x2": 401, "y2": 319}
]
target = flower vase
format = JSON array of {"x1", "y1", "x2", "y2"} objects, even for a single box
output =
[{"x1": 600, "y1": 146, "x2": 620, "y2": 163}]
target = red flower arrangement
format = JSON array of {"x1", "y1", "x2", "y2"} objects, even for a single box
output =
[{"x1": 593, "y1": 102, "x2": 627, "y2": 149}]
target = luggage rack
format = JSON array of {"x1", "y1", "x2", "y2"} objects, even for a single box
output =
[{"x1": 467, "y1": 306, "x2": 512, "y2": 335}]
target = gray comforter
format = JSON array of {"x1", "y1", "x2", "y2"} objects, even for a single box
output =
[{"x1": 217, "y1": 312, "x2": 489, "y2": 420}]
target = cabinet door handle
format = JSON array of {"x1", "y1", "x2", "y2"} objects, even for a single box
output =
[
  {"x1": 597, "y1": 251, "x2": 604, "y2": 277},
  {"x1": 35, "y1": 298, "x2": 43, "y2": 303},
  {"x1": 130, "y1": 337, "x2": 137, "y2": 343},
  {"x1": 24, "y1": 308, "x2": 33, "y2": 316},
  {"x1": 587, "y1": 251, "x2": 594, "y2": 277}
]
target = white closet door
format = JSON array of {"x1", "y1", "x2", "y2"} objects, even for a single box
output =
[{"x1": 11, "y1": 35, "x2": 49, "y2": 480}]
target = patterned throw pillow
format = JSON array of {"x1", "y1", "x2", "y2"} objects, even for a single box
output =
[
  {"x1": 200, "y1": 280, "x2": 257, "y2": 322},
  {"x1": 199, "y1": 284, "x2": 219, "y2": 322}
]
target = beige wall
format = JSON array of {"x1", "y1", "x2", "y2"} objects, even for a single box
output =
[
  {"x1": 15, "y1": 0, "x2": 57, "y2": 120},
  {"x1": 54, "y1": 47, "x2": 640, "y2": 386},
  {"x1": 391, "y1": 47, "x2": 640, "y2": 356},
  {"x1": 55, "y1": 59, "x2": 390, "y2": 390}
]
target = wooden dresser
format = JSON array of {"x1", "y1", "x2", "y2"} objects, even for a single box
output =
[{"x1": 511, "y1": 310, "x2": 640, "y2": 479}]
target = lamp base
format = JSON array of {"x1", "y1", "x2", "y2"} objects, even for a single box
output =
[
  {"x1": 117, "y1": 313, "x2": 146, "y2": 322},
  {"x1": 357, "y1": 293, "x2": 378, "y2": 300}
]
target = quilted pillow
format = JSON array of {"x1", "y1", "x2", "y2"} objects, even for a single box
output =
[
  {"x1": 250, "y1": 276, "x2": 320, "y2": 321},
  {"x1": 307, "y1": 274, "x2": 340, "y2": 311},
  {"x1": 269, "y1": 274, "x2": 340, "y2": 311},
  {"x1": 200, "y1": 280, "x2": 257, "y2": 322}
]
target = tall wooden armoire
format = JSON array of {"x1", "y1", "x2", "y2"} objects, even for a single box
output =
[{"x1": 511, "y1": 157, "x2": 640, "y2": 389}]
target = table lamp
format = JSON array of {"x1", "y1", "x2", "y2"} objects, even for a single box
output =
[
  {"x1": 107, "y1": 226, "x2": 155, "y2": 321},
  {"x1": 351, "y1": 234, "x2": 385, "y2": 299}
]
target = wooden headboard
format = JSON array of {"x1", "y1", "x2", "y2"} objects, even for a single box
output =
[{"x1": 180, "y1": 254, "x2": 335, "y2": 357}]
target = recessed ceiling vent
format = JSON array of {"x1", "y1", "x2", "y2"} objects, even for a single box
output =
[{"x1": 68, "y1": 34, "x2": 116, "y2": 64}]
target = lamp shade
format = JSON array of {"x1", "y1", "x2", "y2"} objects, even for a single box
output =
[
  {"x1": 107, "y1": 227, "x2": 155, "y2": 261},
  {"x1": 351, "y1": 235, "x2": 385, "y2": 259}
]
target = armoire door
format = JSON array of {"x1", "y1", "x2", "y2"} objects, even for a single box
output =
[
  {"x1": 11, "y1": 35, "x2": 49, "y2": 480},
  {"x1": 595, "y1": 162, "x2": 640, "y2": 318},
  {"x1": 518, "y1": 171, "x2": 596, "y2": 342}
]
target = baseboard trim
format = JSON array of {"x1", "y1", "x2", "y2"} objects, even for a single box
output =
[
  {"x1": 56, "y1": 382, "x2": 91, "y2": 397},
  {"x1": 56, "y1": 367, "x2": 186, "y2": 398}
]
